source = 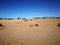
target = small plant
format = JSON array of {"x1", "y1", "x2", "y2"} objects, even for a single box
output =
[
  {"x1": 35, "y1": 24, "x2": 39, "y2": 26},
  {"x1": 57, "y1": 23, "x2": 60, "y2": 27},
  {"x1": 24, "y1": 19, "x2": 28, "y2": 22},
  {"x1": 22, "y1": 18, "x2": 26, "y2": 20}
]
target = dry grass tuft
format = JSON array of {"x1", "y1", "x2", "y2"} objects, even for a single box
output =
[{"x1": 24, "y1": 20, "x2": 28, "y2": 22}]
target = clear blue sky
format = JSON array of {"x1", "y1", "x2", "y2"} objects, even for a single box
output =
[{"x1": 0, "y1": 0, "x2": 60, "y2": 18}]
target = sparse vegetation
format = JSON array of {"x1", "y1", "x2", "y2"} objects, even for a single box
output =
[
  {"x1": 3, "y1": 18, "x2": 13, "y2": 20},
  {"x1": 57, "y1": 23, "x2": 60, "y2": 27},
  {"x1": 22, "y1": 18, "x2": 26, "y2": 20},
  {"x1": 0, "y1": 17, "x2": 60, "y2": 20},
  {"x1": 0, "y1": 17, "x2": 60, "y2": 45},
  {"x1": 46, "y1": 17, "x2": 60, "y2": 19},
  {"x1": 29, "y1": 24, "x2": 39, "y2": 27},
  {"x1": 41, "y1": 17, "x2": 46, "y2": 19},
  {"x1": 0, "y1": 18, "x2": 14, "y2": 20},
  {"x1": 30, "y1": 19, "x2": 32, "y2": 21},
  {"x1": 17, "y1": 17, "x2": 21, "y2": 20},
  {"x1": 0, "y1": 18, "x2": 3, "y2": 20},
  {"x1": 24, "y1": 19, "x2": 28, "y2": 22}
]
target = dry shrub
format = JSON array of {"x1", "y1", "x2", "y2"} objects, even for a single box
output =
[
  {"x1": 0, "y1": 18, "x2": 3, "y2": 20},
  {"x1": 0, "y1": 23, "x2": 3, "y2": 27},
  {"x1": 17, "y1": 17, "x2": 20, "y2": 19},
  {"x1": 24, "y1": 20, "x2": 28, "y2": 22},
  {"x1": 29, "y1": 24, "x2": 39, "y2": 27},
  {"x1": 35, "y1": 24, "x2": 39, "y2": 26},
  {"x1": 30, "y1": 19, "x2": 32, "y2": 21},
  {"x1": 0, "y1": 24, "x2": 6, "y2": 30},
  {"x1": 0, "y1": 23, "x2": 4, "y2": 29},
  {"x1": 29, "y1": 25, "x2": 34, "y2": 27},
  {"x1": 21, "y1": 21, "x2": 23, "y2": 22},
  {"x1": 57, "y1": 23, "x2": 60, "y2": 27}
]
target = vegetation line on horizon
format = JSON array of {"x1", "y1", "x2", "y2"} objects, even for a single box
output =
[{"x1": 0, "y1": 17, "x2": 60, "y2": 20}]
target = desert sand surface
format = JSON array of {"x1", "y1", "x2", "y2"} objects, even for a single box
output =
[{"x1": 0, "y1": 18, "x2": 60, "y2": 45}]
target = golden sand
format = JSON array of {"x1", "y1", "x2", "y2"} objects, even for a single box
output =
[{"x1": 0, "y1": 18, "x2": 60, "y2": 45}]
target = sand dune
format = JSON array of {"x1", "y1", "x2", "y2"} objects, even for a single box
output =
[{"x1": 0, "y1": 18, "x2": 60, "y2": 45}]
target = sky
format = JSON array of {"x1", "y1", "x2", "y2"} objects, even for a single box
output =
[{"x1": 0, "y1": 0, "x2": 60, "y2": 18}]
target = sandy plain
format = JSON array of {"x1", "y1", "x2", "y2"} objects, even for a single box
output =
[{"x1": 0, "y1": 18, "x2": 60, "y2": 45}]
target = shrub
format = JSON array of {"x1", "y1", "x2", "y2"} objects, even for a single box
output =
[
  {"x1": 17, "y1": 17, "x2": 20, "y2": 19},
  {"x1": 29, "y1": 25, "x2": 34, "y2": 27},
  {"x1": 30, "y1": 19, "x2": 32, "y2": 21},
  {"x1": 21, "y1": 21, "x2": 23, "y2": 22},
  {"x1": 22, "y1": 18, "x2": 26, "y2": 20},
  {"x1": 57, "y1": 23, "x2": 60, "y2": 27},
  {"x1": 0, "y1": 23, "x2": 3, "y2": 27},
  {"x1": 24, "y1": 19, "x2": 28, "y2": 22},
  {"x1": 35, "y1": 24, "x2": 39, "y2": 26},
  {"x1": 17, "y1": 17, "x2": 21, "y2": 20},
  {"x1": 0, "y1": 18, "x2": 3, "y2": 20}
]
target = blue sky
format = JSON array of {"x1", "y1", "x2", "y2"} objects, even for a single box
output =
[{"x1": 0, "y1": 0, "x2": 60, "y2": 18}]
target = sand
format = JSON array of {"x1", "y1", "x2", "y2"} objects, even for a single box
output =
[{"x1": 0, "y1": 18, "x2": 60, "y2": 45}]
